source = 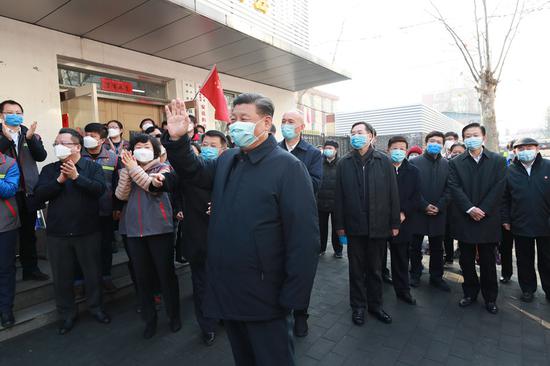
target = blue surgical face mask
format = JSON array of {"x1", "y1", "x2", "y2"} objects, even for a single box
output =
[
  {"x1": 464, "y1": 137, "x2": 483, "y2": 150},
  {"x1": 4, "y1": 114, "x2": 23, "y2": 127},
  {"x1": 323, "y1": 149, "x2": 335, "y2": 158},
  {"x1": 281, "y1": 124, "x2": 297, "y2": 140},
  {"x1": 200, "y1": 146, "x2": 219, "y2": 160},
  {"x1": 350, "y1": 134, "x2": 369, "y2": 150},
  {"x1": 390, "y1": 149, "x2": 406, "y2": 163},
  {"x1": 517, "y1": 149, "x2": 537, "y2": 163},
  {"x1": 426, "y1": 143, "x2": 443, "y2": 155},
  {"x1": 229, "y1": 120, "x2": 264, "y2": 148}
]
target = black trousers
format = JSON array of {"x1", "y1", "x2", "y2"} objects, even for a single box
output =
[
  {"x1": 190, "y1": 261, "x2": 217, "y2": 333},
  {"x1": 389, "y1": 240, "x2": 411, "y2": 295},
  {"x1": 15, "y1": 192, "x2": 39, "y2": 274},
  {"x1": 347, "y1": 235, "x2": 385, "y2": 311},
  {"x1": 47, "y1": 232, "x2": 103, "y2": 320},
  {"x1": 0, "y1": 230, "x2": 17, "y2": 313},
  {"x1": 318, "y1": 210, "x2": 342, "y2": 254},
  {"x1": 75, "y1": 215, "x2": 114, "y2": 282},
  {"x1": 410, "y1": 235, "x2": 444, "y2": 279},
  {"x1": 444, "y1": 219, "x2": 455, "y2": 261},
  {"x1": 500, "y1": 228, "x2": 515, "y2": 278},
  {"x1": 514, "y1": 236, "x2": 550, "y2": 295},
  {"x1": 459, "y1": 242, "x2": 498, "y2": 302},
  {"x1": 126, "y1": 233, "x2": 180, "y2": 323},
  {"x1": 225, "y1": 316, "x2": 295, "y2": 366}
]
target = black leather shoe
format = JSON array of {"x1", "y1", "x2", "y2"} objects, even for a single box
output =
[
  {"x1": 485, "y1": 302, "x2": 498, "y2": 314},
  {"x1": 458, "y1": 297, "x2": 476, "y2": 308},
  {"x1": 410, "y1": 277, "x2": 420, "y2": 288},
  {"x1": 293, "y1": 314, "x2": 309, "y2": 337},
  {"x1": 58, "y1": 317, "x2": 77, "y2": 335},
  {"x1": 430, "y1": 278, "x2": 451, "y2": 292},
  {"x1": 92, "y1": 311, "x2": 111, "y2": 324},
  {"x1": 368, "y1": 309, "x2": 392, "y2": 324},
  {"x1": 202, "y1": 332, "x2": 216, "y2": 346},
  {"x1": 352, "y1": 309, "x2": 365, "y2": 326},
  {"x1": 382, "y1": 273, "x2": 393, "y2": 284},
  {"x1": 333, "y1": 252, "x2": 343, "y2": 259},
  {"x1": 520, "y1": 292, "x2": 534, "y2": 303},
  {"x1": 1, "y1": 311, "x2": 15, "y2": 328},
  {"x1": 397, "y1": 292, "x2": 417, "y2": 305},
  {"x1": 23, "y1": 270, "x2": 50, "y2": 282},
  {"x1": 170, "y1": 317, "x2": 182, "y2": 333},
  {"x1": 143, "y1": 318, "x2": 157, "y2": 339},
  {"x1": 500, "y1": 276, "x2": 511, "y2": 284}
]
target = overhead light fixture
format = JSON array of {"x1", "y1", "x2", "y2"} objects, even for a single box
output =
[{"x1": 132, "y1": 89, "x2": 145, "y2": 94}]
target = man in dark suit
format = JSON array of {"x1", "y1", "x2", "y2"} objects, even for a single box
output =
[
  {"x1": 502, "y1": 137, "x2": 550, "y2": 303},
  {"x1": 386, "y1": 136, "x2": 421, "y2": 305},
  {"x1": 449, "y1": 122, "x2": 506, "y2": 314},
  {"x1": 334, "y1": 121, "x2": 400, "y2": 326},
  {"x1": 278, "y1": 110, "x2": 322, "y2": 337},
  {"x1": 162, "y1": 95, "x2": 319, "y2": 366},
  {"x1": 0, "y1": 100, "x2": 49, "y2": 281},
  {"x1": 409, "y1": 131, "x2": 451, "y2": 291}
]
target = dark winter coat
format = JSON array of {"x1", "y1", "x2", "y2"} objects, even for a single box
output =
[
  {"x1": 279, "y1": 139, "x2": 323, "y2": 194},
  {"x1": 334, "y1": 148, "x2": 400, "y2": 238},
  {"x1": 393, "y1": 159, "x2": 422, "y2": 243},
  {"x1": 502, "y1": 154, "x2": 550, "y2": 238},
  {"x1": 448, "y1": 149, "x2": 507, "y2": 243},
  {"x1": 409, "y1": 153, "x2": 450, "y2": 237},
  {"x1": 163, "y1": 134, "x2": 320, "y2": 321},
  {"x1": 317, "y1": 156, "x2": 339, "y2": 212}
]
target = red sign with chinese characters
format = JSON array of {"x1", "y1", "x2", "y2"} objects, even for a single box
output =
[{"x1": 100, "y1": 78, "x2": 133, "y2": 94}]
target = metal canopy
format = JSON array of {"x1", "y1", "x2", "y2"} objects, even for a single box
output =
[{"x1": 0, "y1": 0, "x2": 350, "y2": 91}]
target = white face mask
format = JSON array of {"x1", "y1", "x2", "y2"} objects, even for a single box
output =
[
  {"x1": 444, "y1": 140, "x2": 455, "y2": 151},
  {"x1": 108, "y1": 128, "x2": 120, "y2": 138},
  {"x1": 133, "y1": 148, "x2": 154, "y2": 163},
  {"x1": 54, "y1": 144, "x2": 73, "y2": 160},
  {"x1": 142, "y1": 123, "x2": 154, "y2": 131},
  {"x1": 160, "y1": 146, "x2": 166, "y2": 156},
  {"x1": 83, "y1": 136, "x2": 99, "y2": 149}
]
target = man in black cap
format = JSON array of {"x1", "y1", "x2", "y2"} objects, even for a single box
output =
[
  {"x1": 502, "y1": 137, "x2": 550, "y2": 303},
  {"x1": 317, "y1": 140, "x2": 342, "y2": 258}
]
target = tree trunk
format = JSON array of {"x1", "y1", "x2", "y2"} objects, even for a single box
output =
[{"x1": 478, "y1": 71, "x2": 499, "y2": 152}]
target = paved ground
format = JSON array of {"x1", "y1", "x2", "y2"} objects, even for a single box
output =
[{"x1": 1, "y1": 245, "x2": 550, "y2": 366}]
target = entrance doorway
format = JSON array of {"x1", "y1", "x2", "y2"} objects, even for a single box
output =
[{"x1": 98, "y1": 99, "x2": 164, "y2": 139}]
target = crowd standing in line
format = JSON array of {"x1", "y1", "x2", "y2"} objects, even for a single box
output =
[{"x1": 0, "y1": 94, "x2": 549, "y2": 366}]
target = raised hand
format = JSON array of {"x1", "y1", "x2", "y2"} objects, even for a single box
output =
[
  {"x1": 2, "y1": 122, "x2": 13, "y2": 140},
  {"x1": 26, "y1": 121, "x2": 37, "y2": 140},
  {"x1": 151, "y1": 173, "x2": 165, "y2": 188},
  {"x1": 165, "y1": 99, "x2": 191, "y2": 140},
  {"x1": 121, "y1": 150, "x2": 138, "y2": 170},
  {"x1": 61, "y1": 160, "x2": 79, "y2": 180}
]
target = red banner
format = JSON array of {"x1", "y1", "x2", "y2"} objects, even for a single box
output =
[{"x1": 100, "y1": 78, "x2": 133, "y2": 94}]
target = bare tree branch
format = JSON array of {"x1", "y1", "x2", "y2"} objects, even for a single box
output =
[
  {"x1": 429, "y1": 2, "x2": 480, "y2": 81},
  {"x1": 494, "y1": 0, "x2": 521, "y2": 73},
  {"x1": 482, "y1": 0, "x2": 491, "y2": 70},
  {"x1": 473, "y1": 0, "x2": 484, "y2": 71},
  {"x1": 496, "y1": 3, "x2": 524, "y2": 81}
]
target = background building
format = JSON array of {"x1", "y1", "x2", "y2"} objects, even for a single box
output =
[
  {"x1": 335, "y1": 104, "x2": 464, "y2": 148},
  {"x1": 296, "y1": 88, "x2": 339, "y2": 135},
  {"x1": 0, "y1": 0, "x2": 349, "y2": 164},
  {"x1": 422, "y1": 87, "x2": 481, "y2": 124}
]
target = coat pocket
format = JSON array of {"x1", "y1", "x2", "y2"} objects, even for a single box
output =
[{"x1": 254, "y1": 227, "x2": 284, "y2": 281}]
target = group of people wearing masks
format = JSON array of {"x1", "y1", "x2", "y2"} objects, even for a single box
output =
[{"x1": 0, "y1": 93, "x2": 549, "y2": 366}]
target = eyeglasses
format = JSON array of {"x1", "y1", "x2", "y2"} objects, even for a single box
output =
[
  {"x1": 2, "y1": 112, "x2": 23, "y2": 115},
  {"x1": 53, "y1": 142, "x2": 79, "y2": 147},
  {"x1": 153, "y1": 134, "x2": 162, "y2": 138}
]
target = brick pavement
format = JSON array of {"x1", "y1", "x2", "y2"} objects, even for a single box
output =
[{"x1": 1, "y1": 246, "x2": 549, "y2": 366}]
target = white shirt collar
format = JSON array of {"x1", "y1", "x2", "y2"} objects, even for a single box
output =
[
  {"x1": 469, "y1": 147, "x2": 484, "y2": 163},
  {"x1": 285, "y1": 140, "x2": 299, "y2": 153}
]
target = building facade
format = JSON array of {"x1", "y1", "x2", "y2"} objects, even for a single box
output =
[
  {"x1": 0, "y1": 0, "x2": 349, "y2": 163},
  {"x1": 335, "y1": 104, "x2": 464, "y2": 148}
]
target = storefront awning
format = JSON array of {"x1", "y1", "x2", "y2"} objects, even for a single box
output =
[{"x1": 0, "y1": 0, "x2": 350, "y2": 91}]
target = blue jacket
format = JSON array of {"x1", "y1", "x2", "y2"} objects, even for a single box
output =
[
  {"x1": 163, "y1": 134, "x2": 320, "y2": 321},
  {"x1": 279, "y1": 138, "x2": 323, "y2": 194},
  {"x1": 0, "y1": 158, "x2": 20, "y2": 199}
]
